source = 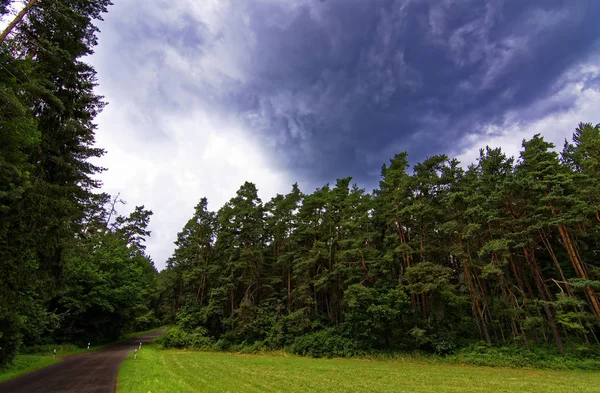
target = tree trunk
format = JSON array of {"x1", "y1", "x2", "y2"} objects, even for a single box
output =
[
  {"x1": 556, "y1": 224, "x2": 600, "y2": 317},
  {"x1": 460, "y1": 237, "x2": 492, "y2": 345},
  {"x1": 541, "y1": 230, "x2": 592, "y2": 342},
  {"x1": 419, "y1": 216, "x2": 425, "y2": 262},
  {"x1": 0, "y1": 0, "x2": 38, "y2": 45},
  {"x1": 360, "y1": 251, "x2": 374, "y2": 285},
  {"x1": 465, "y1": 262, "x2": 492, "y2": 345},
  {"x1": 474, "y1": 270, "x2": 497, "y2": 343},
  {"x1": 288, "y1": 259, "x2": 291, "y2": 310},
  {"x1": 422, "y1": 292, "x2": 427, "y2": 321},
  {"x1": 395, "y1": 216, "x2": 416, "y2": 309},
  {"x1": 541, "y1": 230, "x2": 572, "y2": 294},
  {"x1": 523, "y1": 247, "x2": 565, "y2": 354}
]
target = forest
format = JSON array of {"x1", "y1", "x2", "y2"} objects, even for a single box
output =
[
  {"x1": 1, "y1": 0, "x2": 600, "y2": 370},
  {"x1": 0, "y1": 0, "x2": 158, "y2": 367},
  {"x1": 159, "y1": 125, "x2": 600, "y2": 358}
]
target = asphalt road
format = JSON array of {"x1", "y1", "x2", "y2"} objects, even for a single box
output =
[{"x1": 0, "y1": 329, "x2": 165, "y2": 393}]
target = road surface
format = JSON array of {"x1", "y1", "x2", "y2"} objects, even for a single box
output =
[{"x1": 0, "y1": 329, "x2": 164, "y2": 393}]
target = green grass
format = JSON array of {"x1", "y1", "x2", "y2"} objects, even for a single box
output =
[
  {"x1": 117, "y1": 345, "x2": 600, "y2": 393},
  {"x1": 0, "y1": 355, "x2": 57, "y2": 383},
  {"x1": 0, "y1": 344, "x2": 95, "y2": 383},
  {"x1": 0, "y1": 327, "x2": 164, "y2": 383}
]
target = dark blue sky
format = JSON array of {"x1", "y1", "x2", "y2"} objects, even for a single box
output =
[
  {"x1": 89, "y1": 0, "x2": 600, "y2": 268},
  {"x1": 231, "y1": 0, "x2": 600, "y2": 183}
]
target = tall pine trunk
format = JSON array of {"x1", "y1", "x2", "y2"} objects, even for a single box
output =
[
  {"x1": 523, "y1": 246, "x2": 564, "y2": 354},
  {"x1": 556, "y1": 225, "x2": 600, "y2": 317}
]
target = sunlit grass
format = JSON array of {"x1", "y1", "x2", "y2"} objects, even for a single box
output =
[{"x1": 117, "y1": 345, "x2": 600, "y2": 393}]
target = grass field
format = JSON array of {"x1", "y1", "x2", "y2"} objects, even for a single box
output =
[
  {"x1": 117, "y1": 345, "x2": 600, "y2": 393},
  {"x1": 0, "y1": 327, "x2": 165, "y2": 383}
]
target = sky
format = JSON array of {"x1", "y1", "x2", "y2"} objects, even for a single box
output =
[{"x1": 84, "y1": 0, "x2": 600, "y2": 270}]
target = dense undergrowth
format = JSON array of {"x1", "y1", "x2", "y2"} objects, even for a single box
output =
[{"x1": 154, "y1": 326, "x2": 600, "y2": 370}]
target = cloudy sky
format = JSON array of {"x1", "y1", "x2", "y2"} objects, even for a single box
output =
[{"x1": 87, "y1": 0, "x2": 600, "y2": 270}]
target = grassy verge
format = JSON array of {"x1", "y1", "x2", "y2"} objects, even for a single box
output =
[
  {"x1": 0, "y1": 344, "x2": 102, "y2": 383},
  {"x1": 155, "y1": 326, "x2": 600, "y2": 370},
  {"x1": 338, "y1": 345, "x2": 600, "y2": 370},
  {"x1": 0, "y1": 355, "x2": 57, "y2": 383},
  {"x1": 117, "y1": 345, "x2": 600, "y2": 393},
  {"x1": 0, "y1": 327, "x2": 164, "y2": 383}
]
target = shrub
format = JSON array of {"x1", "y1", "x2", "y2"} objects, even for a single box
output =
[
  {"x1": 428, "y1": 331, "x2": 458, "y2": 355},
  {"x1": 19, "y1": 344, "x2": 79, "y2": 355},
  {"x1": 448, "y1": 343, "x2": 600, "y2": 370},
  {"x1": 287, "y1": 329, "x2": 364, "y2": 358},
  {"x1": 342, "y1": 285, "x2": 412, "y2": 350},
  {"x1": 0, "y1": 314, "x2": 22, "y2": 367},
  {"x1": 157, "y1": 326, "x2": 214, "y2": 350}
]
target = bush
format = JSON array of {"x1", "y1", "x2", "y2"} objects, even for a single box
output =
[
  {"x1": 342, "y1": 285, "x2": 412, "y2": 350},
  {"x1": 448, "y1": 343, "x2": 600, "y2": 370},
  {"x1": 287, "y1": 329, "x2": 364, "y2": 358},
  {"x1": 0, "y1": 314, "x2": 22, "y2": 367},
  {"x1": 157, "y1": 326, "x2": 214, "y2": 350},
  {"x1": 19, "y1": 343, "x2": 79, "y2": 355},
  {"x1": 211, "y1": 338, "x2": 231, "y2": 352},
  {"x1": 428, "y1": 331, "x2": 458, "y2": 355}
]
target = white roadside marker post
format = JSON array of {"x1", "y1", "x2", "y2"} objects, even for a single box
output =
[
  {"x1": 87, "y1": 342, "x2": 90, "y2": 350},
  {"x1": 139, "y1": 342, "x2": 142, "y2": 350},
  {"x1": 53, "y1": 349, "x2": 56, "y2": 359},
  {"x1": 134, "y1": 349, "x2": 137, "y2": 360}
]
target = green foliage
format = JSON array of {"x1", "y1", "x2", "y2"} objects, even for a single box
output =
[
  {"x1": 404, "y1": 262, "x2": 454, "y2": 295},
  {"x1": 20, "y1": 300, "x2": 61, "y2": 347},
  {"x1": 158, "y1": 126, "x2": 600, "y2": 360},
  {"x1": 0, "y1": 0, "x2": 114, "y2": 366},
  {"x1": 0, "y1": 315, "x2": 22, "y2": 368},
  {"x1": 56, "y1": 206, "x2": 159, "y2": 344},
  {"x1": 342, "y1": 284, "x2": 411, "y2": 349},
  {"x1": 18, "y1": 344, "x2": 79, "y2": 355},
  {"x1": 157, "y1": 326, "x2": 214, "y2": 350},
  {"x1": 287, "y1": 329, "x2": 364, "y2": 358},
  {"x1": 449, "y1": 343, "x2": 600, "y2": 370}
]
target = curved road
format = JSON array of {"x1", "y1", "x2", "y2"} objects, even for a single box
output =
[{"x1": 0, "y1": 329, "x2": 164, "y2": 393}]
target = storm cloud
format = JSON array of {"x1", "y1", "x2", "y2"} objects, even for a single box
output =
[{"x1": 89, "y1": 0, "x2": 600, "y2": 268}]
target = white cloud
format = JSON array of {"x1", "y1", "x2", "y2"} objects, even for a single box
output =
[
  {"x1": 93, "y1": 106, "x2": 292, "y2": 270},
  {"x1": 89, "y1": 0, "x2": 294, "y2": 270},
  {"x1": 454, "y1": 63, "x2": 600, "y2": 167}
]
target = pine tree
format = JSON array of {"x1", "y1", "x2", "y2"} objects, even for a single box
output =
[
  {"x1": 158, "y1": 123, "x2": 600, "y2": 355},
  {"x1": 0, "y1": 0, "x2": 111, "y2": 365}
]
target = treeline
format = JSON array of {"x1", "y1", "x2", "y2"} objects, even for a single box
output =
[
  {"x1": 161, "y1": 125, "x2": 600, "y2": 356},
  {"x1": 0, "y1": 0, "x2": 158, "y2": 366}
]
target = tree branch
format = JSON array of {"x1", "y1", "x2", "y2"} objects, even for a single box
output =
[{"x1": 0, "y1": 0, "x2": 38, "y2": 45}]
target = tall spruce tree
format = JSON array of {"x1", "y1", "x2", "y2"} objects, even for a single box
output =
[{"x1": 0, "y1": 0, "x2": 111, "y2": 365}]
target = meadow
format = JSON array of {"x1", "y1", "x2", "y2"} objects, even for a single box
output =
[{"x1": 117, "y1": 345, "x2": 600, "y2": 393}]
